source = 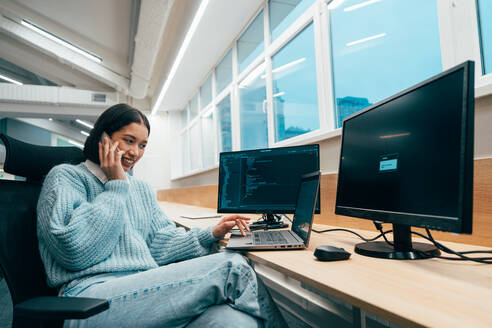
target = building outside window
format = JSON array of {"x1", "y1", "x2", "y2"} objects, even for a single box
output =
[
  {"x1": 272, "y1": 22, "x2": 319, "y2": 142},
  {"x1": 329, "y1": 0, "x2": 442, "y2": 128}
]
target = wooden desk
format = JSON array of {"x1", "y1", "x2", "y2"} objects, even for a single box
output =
[{"x1": 159, "y1": 201, "x2": 492, "y2": 328}]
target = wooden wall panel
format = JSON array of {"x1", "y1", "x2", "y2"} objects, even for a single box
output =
[
  {"x1": 157, "y1": 185, "x2": 218, "y2": 209},
  {"x1": 158, "y1": 158, "x2": 492, "y2": 247}
]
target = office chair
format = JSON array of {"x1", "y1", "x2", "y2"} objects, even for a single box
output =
[{"x1": 0, "y1": 134, "x2": 109, "y2": 328}]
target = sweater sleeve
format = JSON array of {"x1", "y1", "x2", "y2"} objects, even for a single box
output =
[
  {"x1": 144, "y1": 185, "x2": 219, "y2": 266},
  {"x1": 37, "y1": 165, "x2": 128, "y2": 271}
]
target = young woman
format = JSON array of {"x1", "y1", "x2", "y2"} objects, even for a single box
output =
[{"x1": 37, "y1": 104, "x2": 286, "y2": 327}]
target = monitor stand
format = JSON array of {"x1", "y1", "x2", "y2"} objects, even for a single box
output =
[
  {"x1": 249, "y1": 214, "x2": 289, "y2": 230},
  {"x1": 354, "y1": 224, "x2": 441, "y2": 260}
]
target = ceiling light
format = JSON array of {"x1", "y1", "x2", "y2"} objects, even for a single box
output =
[
  {"x1": 0, "y1": 73, "x2": 23, "y2": 85},
  {"x1": 80, "y1": 130, "x2": 90, "y2": 137},
  {"x1": 271, "y1": 58, "x2": 306, "y2": 75},
  {"x1": 151, "y1": 0, "x2": 210, "y2": 115},
  {"x1": 344, "y1": 0, "x2": 381, "y2": 12},
  {"x1": 346, "y1": 33, "x2": 386, "y2": 47},
  {"x1": 21, "y1": 19, "x2": 102, "y2": 63},
  {"x1": 75, "y1": 119, "x2": 94, "y2": 129},
  {"x1": 327, "y1": 0, "x2": 346, "y2": 10},
  {"x1": 240, "y1": 62, "x2": 266, "y2": 88},
  {"x1": 259, "y1": 57, "x2": 307, "y2": 80}
]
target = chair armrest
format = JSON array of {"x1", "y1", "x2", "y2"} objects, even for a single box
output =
[{"x1": 14, "y1": 296, "x2": 109, "y2": 320}]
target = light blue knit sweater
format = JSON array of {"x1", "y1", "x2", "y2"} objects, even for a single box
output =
[{"x1": 37, "y1": 163, "x2": 218, "y2": 288}]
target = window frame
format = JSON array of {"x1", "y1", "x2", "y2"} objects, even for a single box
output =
[
  {"x1": 172, "y1": 0, "x2": 492, "y2": 181},
  {"x1": 438, "y1": 0, "x2": 492, "y2": 97}
]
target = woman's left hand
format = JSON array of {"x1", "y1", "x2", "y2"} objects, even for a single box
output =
[{"x1": 212, "y1": 215, "x2": 251, "y2": 239}]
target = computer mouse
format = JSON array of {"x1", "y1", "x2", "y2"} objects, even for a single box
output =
[{"x1": 314, "y1": 245, "x2": 351, "y2": 261}]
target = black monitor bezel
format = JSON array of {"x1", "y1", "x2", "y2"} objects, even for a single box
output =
[
  {"x1": 292, "y1": 171, "x2": 321, "y2": 247},
  {"x1": 335, "y1": 61, "x2": 474, "y2": 234},
  {"x1": 217, "y1": 144, "x2": 321, "y2": 214}
]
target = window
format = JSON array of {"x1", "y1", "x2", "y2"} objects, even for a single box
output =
[
  {"x1": 200, "y1": 74, "x2": 213, "y2": 109},
  {"x1": 272, "y1": 22, "x2": 319, "y2": 142},
  {"x1": 239, "y1": 63, "x2": 268, "y2": 150},
  {"x1": 477, "y1": 0, "x2": 492, "y2": 75},
  {"x1": 329, "y1": 0, "x2": 442, "y2": 128},
  {"x1": 189, "y1": 122, "x2": 201, "y2": 170},
  {"x1": 189, "y1": 93, "x2": 199, "y2": 120},
  {"x1": 217, "y1": 95, "x2": 232, "y2": 153},
  {"x1": 216, "y1": 49, "x2": 233, "y2": 95},
  {"x1": 238, "y1": 10, "x2": 265, "y2": 73},
  {"x1": 180, "y1": 108, "x2": 188, "y2": 129},
  {"x1": 201, "y1": 111, "x2": 215, "y2": 167},
  {"x1": 181, "y1": 131, "x2": 190, "y2": 174},
  {"x1": 269, "y1": 0, "x2": 315, "y2": 42}
]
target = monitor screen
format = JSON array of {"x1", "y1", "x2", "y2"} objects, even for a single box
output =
[
  {"x1": 336, "y1": 61, "x2": 474, "y2": 238},
  {"x1": 218, "y1": 144, "x2": 320, "y2": 214}
]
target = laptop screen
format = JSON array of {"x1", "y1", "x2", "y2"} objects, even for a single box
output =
[{"x1": 291, "y1": 172, "x2": 320, "y2": 245}]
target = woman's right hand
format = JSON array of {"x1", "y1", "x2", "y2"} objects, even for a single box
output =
[{"x1": 99, "y1": 136, "x2": 126, "y2": 181}]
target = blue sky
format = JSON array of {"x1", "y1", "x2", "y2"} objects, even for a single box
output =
[{"x1": 330, "y1": 0, "x2": 442, "y2": 104}]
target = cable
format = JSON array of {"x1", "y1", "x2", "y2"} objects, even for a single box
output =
[
  {"x1": 312, "y1": 227, "x2": 390, "y2": 242},
  {"x1": 313, "y1": 221, "x2": 492, "y2": 263},
  {"x1": 424, "y1": 229, "x2": 492, "y2": 264},
  {"x1": 373, "y1": 221, "x2": 394, "y2": 246}
]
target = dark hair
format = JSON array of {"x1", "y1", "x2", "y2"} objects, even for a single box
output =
[{"x1": 83, "y1": 103, "x2": 150, "y2": 164}]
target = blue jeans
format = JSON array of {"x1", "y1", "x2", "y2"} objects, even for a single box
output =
[{"x1": 61, "y1": 252, "x2": 286, "y2": 328}]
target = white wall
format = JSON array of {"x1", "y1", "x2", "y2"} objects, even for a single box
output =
[
  {"x1": 132, "y1": 112, "x2": 172, "y2": 190},
  {"x1": 150, "y1": 93, "x2": 492, "y2": 190},
  {"x1": 475, "y1": 95, "x2": 492, "y2": 159}
]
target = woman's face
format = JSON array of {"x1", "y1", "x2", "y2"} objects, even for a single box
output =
[{"x1": 110, "y1": 122, "x2": 148, "y2": 171}]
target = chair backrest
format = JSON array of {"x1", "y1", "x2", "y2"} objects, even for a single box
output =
[{"x1": 0, "y1": 133, "x2": 85, "y2": 305}]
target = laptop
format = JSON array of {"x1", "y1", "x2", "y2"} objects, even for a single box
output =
[{"x1": 226, "y1": 171, "x2": 320, "y2": 250}]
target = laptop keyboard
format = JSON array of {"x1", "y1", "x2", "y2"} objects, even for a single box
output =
[{"x1": 253, "y1": 231, "x2": 289, "y2": 245}]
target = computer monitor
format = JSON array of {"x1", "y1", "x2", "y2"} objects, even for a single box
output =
[
  {"x1": 218, "y1": 144, "x2": 320, "y2": 226},
  {"x1": 335, "y1": 61, "x2": 474, "y2": 260}
]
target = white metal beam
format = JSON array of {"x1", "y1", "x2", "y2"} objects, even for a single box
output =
[
  {"x1": 130, "y1": 0, "x2": 174, "y2": 99},
  {"x1": 15, "y1": 118, "x2": 86, "y2": 143},
  {"x1": 0, "y1": 84, "x2": 117, "y2": 108},
  {"x1": 0, "y1": 103, "x2": 105, "y2": 120},
  {"x1": 0, "y1": 33, "x2": 112, "y2": 90},
  {"x1": 0, "y1": 14, "x2": 130, "y2": 93}
]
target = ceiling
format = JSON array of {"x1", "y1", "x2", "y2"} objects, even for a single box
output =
[{"x1": 0, "y1": 0, "x2": 264, "y2": 118}]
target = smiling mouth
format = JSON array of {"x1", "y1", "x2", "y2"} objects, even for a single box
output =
[{"x1": 122, "y1": 158, "x2": 135, "y2": 166}]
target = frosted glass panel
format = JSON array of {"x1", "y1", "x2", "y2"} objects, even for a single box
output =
[
  {"x1": 201, "y1": 112, "x2": 215, "y2": 167},
  {"x1": 239, "y1": 63, "x2": 268, "y2": 150},
  {"x1": 216, "y1": 49, "x2": 233, "y2": 95},
  {"x1": 200, "y1": 74, "x2": 212, "y2": 109},
  {"x1": 217, "y1": 95, "x2": 232, "y2": 153},
  {"x1": 238, "y1": 10, "x2": 264, "y2": 73}
]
